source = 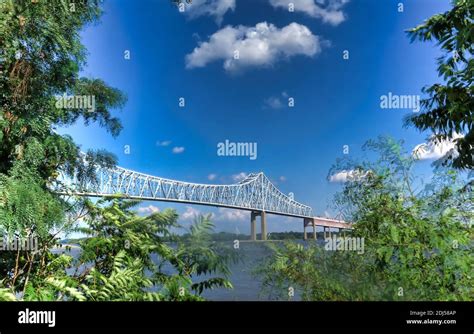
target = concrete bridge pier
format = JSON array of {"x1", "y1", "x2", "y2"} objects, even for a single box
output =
[
  {"x1": 303, "y1": 218, "x2": 316, "y2": 240},
  {"x1": 261, "y1": 211, "x2": 267, "y2": 240},
  {"x1": 323, "y1": 226, "x2": 333, "y2": 239},
  {"x1": 303, "y1": 220, "x2": 307, "y2": 240},
  {"x1": 251, "y1": 212, "x2": 257, "y2": 240},
  {"x1": 251, "y1": 211, "x2": 267, "y2": 241}
]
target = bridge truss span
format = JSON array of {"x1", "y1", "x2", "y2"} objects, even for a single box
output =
[{"x1": 55, "y1": 166, "x2": 314, "y2": 218}]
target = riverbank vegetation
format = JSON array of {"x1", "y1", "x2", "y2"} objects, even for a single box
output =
[
  {"x1": 257, "y1": 0, "x2": 473, "y2": 301},
  {"x1": 0, "y1": 0, "x2": 471, "y2": 302},
  {"x1": 257, "y1": 137, "x2": 473, "y2": 300},
  {"x1": 0, "y1": 0, "x2": 234, "y2": 301}
]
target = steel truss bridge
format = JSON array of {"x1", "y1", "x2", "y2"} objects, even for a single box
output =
[{"x1": 54, "y1": 165, "x2": 352, "y2": 240}]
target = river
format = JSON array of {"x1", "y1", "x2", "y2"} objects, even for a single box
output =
[{"x1": 56, "y1": 240, "x2": 311, "y2": 301}]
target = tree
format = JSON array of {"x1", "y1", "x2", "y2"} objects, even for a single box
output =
[
  {"x1": 0, "y1": 1, "x2": 235, "y2": 301},
  {"x1": 1, "y1": 196, "x2": 235, "y2": 301},
  {"x1": 258, "y1": 137, "x2": 473, "y2": 301},
  {"x1": 0, "y1": 0, "x2": 126, "y2": 176},
  {"x1": 0, "y1": 0, "x2": 126, "y2": 298},
  {"x1": 405, "y1": 0, "x2": 473, "y2": 169},
  {"x1": 175, "y1": 214, "x2": 236, "y2": 295}
]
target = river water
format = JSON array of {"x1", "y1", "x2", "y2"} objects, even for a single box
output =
[
  {"x1": 200, "y1": 241, "x2": 277, "y2": 301},
  {"x1": 57, "y1": 240, "x2": 308, "y2": 301},
  {"x1": 162, "y1": 240, "x2": 308, "y2": 301}
]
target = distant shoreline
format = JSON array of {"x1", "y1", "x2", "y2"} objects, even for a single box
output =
[{"x1": 53, "y1": 243, "x2": 81, "y2": 250}]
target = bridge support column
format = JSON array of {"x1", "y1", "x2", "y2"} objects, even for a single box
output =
[
  {"x1": 304, "y1": 218, "x2": 315, "y2": 240},
  {"x1": 324, "y1": 226, "x2": 329, "y2": 239},
  {"x1": 250, "y1": 211, "x2": 267, "y2": 241},
  {"x1": 250, "y1": 211, "x2": 257, "y2": 241}
]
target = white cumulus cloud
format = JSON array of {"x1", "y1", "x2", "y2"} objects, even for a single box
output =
[
  {"x1": 216, "y1": 208, "x2": 248, "y2": 222},
  {"x1": 232, "y1": 172, "x2": 248, "y2": 182},
  {"x1": 185, "y1": 22, "x2": 324, "y2": 72},
  {"x1": 172, "y1": 146, "x2": 185, "y2": 154},
  {"x1": 208, "y1": 173, "x2": 218, "y2": 181},
  {"x1": 412, "y1": 133, "x2": 463, "y2": 161},
  {"x1": 137, "y1": 205, "x2": 160, "y2": 215},
  {"x1": 269, "y1": 0, "x2": 349, "y2": 25},
  {"x1": 181, "y1": 206, "x2": 203, "y2": 221},
  {"x1": 184, "y1": 0, "x2": 236, "y2": 25},
  {"x1": 329, "y1": 169, "x2": 371, "y2": 183}
]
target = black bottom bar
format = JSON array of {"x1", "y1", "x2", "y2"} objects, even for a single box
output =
[{"x1": 0, "y1": 301, "x2": 472, "y2": 331}]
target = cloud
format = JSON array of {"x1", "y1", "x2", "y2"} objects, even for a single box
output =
[
  {"x1": 279, "y1": 176, "x2": 287, "y2": 182},
  {"x1": 264, "y1": 96, "x2": 284, "y2": 109},
  {"x1": 184, "y1": 0, "x2": 236, "y2": 25},
  {"x1": 208, "y1": 173, "x2": 218, "y2": 181},
  {"x1": 329, "y1": 171, "x2": 351, "y2": 183},
  {"x1": 137, "y1": 205, "x2": 160, "y2": 215},
  {"x1": 156, "y1": 140, "x2": 172, "y2": 147},
  {"x1": 172, "y1": 146, "x2": 185, "y2": 154},
  {"x1": 412, "y1": 133, "x2": 463, "y2": 161},
  {"x1": 181, "y1": 206, "x2": 203, "y2": 221},
  {"x1": 263, "y1": 91, "x2": 290, "y2": 109},
  {"x1": 232, "y1": 172, "x2": 248, "y2": 182},
  {"x1": 329, "y1": 169, "x2": 371, "y2": 183},
  {"x1": 269, "y1": 0, "x2": 350, "y2": 25},
  {"x1": 186, "y1": 22, "x2": 324, "y2": 72},
  {"x1": 215, "y1": 208, "x2": 248, "y2": 222}
]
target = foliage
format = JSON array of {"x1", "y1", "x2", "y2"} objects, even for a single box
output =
[
  {"x1": 76, "y1": 204, "x2": 234, "y2": 301},
  {"x1": 175, "y1": 214, "x2": 237, "y2": 295},
  {"x1": 258, "y1": 137, "x2": 473, "y2": 301},
  {"x1": 0, "y1": 0, "x2": 126, "y2": 177},
  {"x1": 405, "y1": 0, "x2": 473, "y2": 169},
  {"x1": 0, "y1": 197, "x2": 235, "y2": 301},
  {"x1": 257, "y1": 241, "x2": 382, "y2": 301},
  {"x1": 0, "y1": 0, "x2": 126, "y2": 301},
  {"x1": 0, "y1": 0, "x2": 233, "y2": 302}
]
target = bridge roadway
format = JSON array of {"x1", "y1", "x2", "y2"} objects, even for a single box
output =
[{"x1": 55, "y1": 166, "x2": 352, "y2": 240}]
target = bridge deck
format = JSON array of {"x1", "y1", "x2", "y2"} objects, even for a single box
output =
[
  {"x1": 55, "y1": 165, "x2": 353, "y2": 230},
  {"x1": 307, "y1": 217, "x2": 352, "y2": 229}
]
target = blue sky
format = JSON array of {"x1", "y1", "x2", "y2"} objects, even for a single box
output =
[{"x1": 59, "y1": 0, "x2": 453, "y2": 234}]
